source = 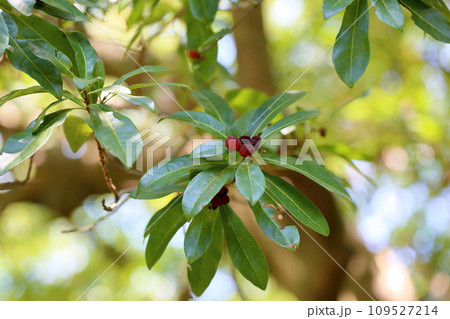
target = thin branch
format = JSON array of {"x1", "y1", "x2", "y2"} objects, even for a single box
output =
[
  {"x1": 95, "y1": 139, "x2": 120, "y2": 209},
  {"x1": 0, "y1": 156, "x2": 34, "y2": 190}
]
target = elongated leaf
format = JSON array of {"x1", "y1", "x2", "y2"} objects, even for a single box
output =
[
  {"x1": 35, "y1": 0, "x2": 88, "y2": 21},
  {"x1": 184, "y1": 209, "x2": 218, "y2": 262},
  {"x1": 235, "y1": 160, "x2": 265, "y2": 205},
  {"x1": 0, "y1": 109, "x2": 71, "y2": 174},
  {"x1": 261, "y1": 110, "x2": 320, "y2": 139},
  {"x1": 144, "y1": 195, "x2": 181, "y2": 237},
  {"x1": 63, "y1": 115, "x2": 93, "y2": 153},
  {"x1": 113, "y1": 65, "x2": 167, "y2": 85},
  {"x1": 6, "y1": 38, "x2": 62, "y2": 98},
  {"x1": 421, "y1": 0, "x2": 450, "y2": 21},
  {"x1": 28, "y1": 41, "x2": 75, "y2": 77},
  {"x1": 246, "y1": 91, "x2": 306, "y2": 137},
  {"x1": 220, "y1": 205, "x2": 269, "y2": 290},
  {"x1": 0, "y1": 86, "x2": 46, "y2": 107},
  {"x1": 323, "y1": 0, "x2": 356, "y2": 19},
  {"x1": 191, "y1": 90, "x2": 234, "y2": 130},
  {"x1": 129, "y1": 82, "x2": 190, "y2": 90},
  {"x1": 262, "y1": 155, "x2": 350, "y2": 200},
  {"x1": 264, "y1": 172, "x2": 329, "y2": 236},
  {"x1": 188, "y1": 210, "x2": 222, "y2": 296},
  {"x1": 0, "y1": 13, "x2": 8, "y2": 57},
  {"x1": 251, "y1": 194, "x2": 300, "y2": 251},
  {"x1": 231, "y1": 109, "x2": 257, "y2": 137},
  {"x1": 145, "y1": 200, "x2": 187, "y2": 270},
  {"x1": 1, "y1": 12, "x2": 16, "y2": 38},
  {"x1": 136, "y1": 155, "x2": 224, "y2": 195},
  {"x1": 65, "y1": 31, "x2": 98, "y2": 79},
  {"x1": 131, "y1": 184, "x2": 186, "y2": 200},
  {"x1": 73, "y1": 77, "x2": 103, "y2": 90},
  {"x1": 332, "y1": 0, "x2": 370, "y2": 88},
  {"x1": 116, "y1": 92, "x2": 155, "y2": 112},
  {"x1": 164, "y1": 111, "x2": 227, "y2": 139},
  {"x1": 199, "y1": 28, "x2": 231, "y2": 51},
  {"x1": 89, "y1": 104, "x2": 142, "y2": 168},
  {"x1": 191, "y1": 140, "x2": 227, "y2": 159},
  {"x1": 6, "y1": 0, "x2": 35, "y2": 16},
  {"x1": 182, "y1": 166, "x2": 235, "y2": 219},
  {"x1": 188, "y1": 0, "x2": 218, "y2": 24},
  {"x1": 372, "y1": 0, "x2": 405, "y2": 30},
  {"x1": 400, "y1": 0, "x2": 450, "y2": 43}
]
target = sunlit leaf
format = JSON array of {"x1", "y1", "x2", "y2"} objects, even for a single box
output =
[
  {"x1": 63, "y1": 115, "x2": 93, "y2": 153},
  {"x1": 235, "y1": 160, "x2": 265, "y2": 205}
]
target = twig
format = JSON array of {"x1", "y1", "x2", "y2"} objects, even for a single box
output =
[
  {"x1": 95, "y1": 140, "x2": 120, "y2": 209},
  {"x1": 0, "y1": 156, "x2": 34, "y2": 190}
]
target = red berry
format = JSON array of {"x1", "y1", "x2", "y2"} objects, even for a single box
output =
[
  {"x1": 239, "y1": 135, "x2": 251, "y2": 143},
  {"x1": 187, "y1": 49, "x2": 204, "y2": 61},
  {"x1": 225, "y1": 136, "x2": 242, "y2": 151},
  {"x1": 250, "y1": 135, "x2": 261, "y2": 147},
  {"x1": 239, "y1": 144, "x2": 253, "y2": 157},
  {"x1": 211, "y1": 194, "x2": 230, "y2": 210}
]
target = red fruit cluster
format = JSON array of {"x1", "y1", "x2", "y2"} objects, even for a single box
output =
[
  {"x1": 187, "y1": 49, "x2": 204, "y2": 61},
  {"x1": 225, "y1": 135, "x2": 261, "y2": 157},
  {"x1": 211, "y1": 186, "x2": 229, "y2": 210}
]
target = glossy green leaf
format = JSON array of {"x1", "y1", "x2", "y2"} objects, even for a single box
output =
[
  {"x1": 28, "y1": 41, "x2": 75, "y2": 77},
  {"x1": 261, "y1": 110, "x2": 320, "y2": 139},
  {"x1": 164, "y1": 111, "x2": 227, "y2": 139},
  {"x1": 63, "y1": 115, "x2": 93, "y2": 153},
  {"x1": 262, "y1": 155, "x2": 351, "y2": 200},
  {"x1": 113, "y1": 65, "x2": 167, "y2": 85},
  {"x1": 323, "y1": 0, "x2": 356, "y2": 19},
  {"x1": 73, "y1": 77, "x2": 103, "y2": 91},
  {"x1": 144, "y1": 195, "x2": 181, "y2": 238},
  {"x1": 420, "y1": 0, "x2": 450, "y2": 21},
  {"x1": 115, "y1": 92, "x2": 155, "y2": 112},
  {"x1": 0, "y1": 109, "x2": 71, "y2": 174},
  {"x1": 400, "y1": 0, "x2": 450, "y2": 43},
  {"x1": 0, "y1": 13, "x2": 8, "y2": 57},
  {"x1": 184, "y1": 209, "x2": 218, "y2": 262},
  {"x1": 89, "y1": 104, "x2": 142, "y2": 168},
  {"x1": 372, "y1": 0, "x2": 405, "y2": 30},
  {"x1": 188, "y1": 210, "x2": 222, "y2": 296},
  {"x1": 145, "y1": 199, "x2": 187, "y2": 270},
  {"x1": 332, "y1": 0, "x2": 370, "y2": 87},
  {"x1": 264, "y1": 172, "x2": 330, "y2": 236},
  {"x1": 182, "y1": 166, "x2": 235, "y2": 219},
  {"x1": 251, "y1": 193, "x2": 300, "y2": 251},
  {"x1": 231, "y1": 109, "x2": 257, "y2": 137},
  {"x1": 0, "y1": 86, "x2": 46, "y2": 107},
  {"x1": 6, "y1": 0, "x2": 35, "y2": 16},
  {"x1": 65, "y1": 31, "x2": 98, "y2": 79},
  {"x1": 131, "y1": 184, "x2": 186, "y2": 200},
  {"x1": 128, "y1": 82, "x2": 190, "y2": 90},
  {"x1": 235, "y1": 160, "x2": 265, "y2": 205},
  {"x1": 35, "y1": 0, "x2": 88, "y2": 21},
  {"x1": 199, "y1": 28, "x2": 231, "y2": 51},
  {"x1": 6, "y1": 38, "x2": 62, "y2": 98},
  {"x1": 246, "y1": 91, "x2": 306, "y2": 137},
  {"x1": 191, "y1": 140, "x2": 227, "y2": 159},
  {"x1": 220, "y1": 205, "x2": 269, "y2": 290},
  {"x1": 191, "y1": 90, "x2": 234, "y2": 130},
  {"x1": 1, "y1": 11, "x2": 16, "y2": 38},
  {"x1": 136, "y1": 155, "x2": 224, "y2": 195},
  {"x1": 188, "y1": 0, "x2": 218, "y2": 24}
]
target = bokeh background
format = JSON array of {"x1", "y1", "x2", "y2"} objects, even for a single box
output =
[{"x1": 0, "y1": 0, "x2": 449, "y2": 300}]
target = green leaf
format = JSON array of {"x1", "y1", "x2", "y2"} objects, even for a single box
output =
[
  {"x1": 191, "y1": 140, "x2": 227, "y2": 159},
  {"x1": 235, "y1": 160, "x2": 265, "y2": 205},
  {"x1": 264, "y1": 172, "x2": 330, "y2": 236},
  {"x1": 246, "y1": 91, "x2": 306, "y2": 137},
  {"x1": 400, "y1": 0, "x2": 450, "y2": 43},
  {"x1": 145, "y1": 199, "x2": 187, "y2": 270},
  {"x1": 6, "y1": 0, "x2": 35, "y2": 16},
  {"x1": 0, "y1": 13, "x2": 8, "y2": 57},
  {"x1": 188, "y1": 210, "x2": 222, "y2": 296},
  {"x1": 261, "y1": 110, "x2": 320, "y2": 139},
  {"x1": 73, "y1": 77, "x2": 103, "y2": 90},
  {"x1": 372, "y1": 0, "x2": 405, "y2": 31},
  {"x1": 220, "y1": 205, "x2": 269, "y2": 290},
  {"x1": 199, "y1": 28, "x2": 231, "y2": 51},
  {"x1": 144, "y1": 195, "x2": 181, "y2": 237},
  {"x1": 63, "y1": 115, "x2": 93, "y2": 153},
  {"x1": 191, "y1": 90, "x2": 235, "y2": 130},
  {"x1": 188, "y1": 0, "x2": 218, "y2": 24},
  {"x1": 251, "y1": 193, "x2": 300, "y2": 251},
  {"x1": 262, "y1": 155, "x2": 351, "y2": 200},
  {"x1": 184, "y1": 209, "x2": 218, "y2": 262},
  {"x1": 28, "y1": 41, "x2": 75, "y2": 77},
  {"x1": 1, "y1": 12, "x2": 16, "y2": 38},
  {"x1": 0, "y1": 86, "x2": 46, "y2": 107},
  {"x1": 332, "y1": 0, "x2": 370, "y2": 88},
  {"x1": 182, "y1": 165, "x2": 235, "y2": 219},
  {"x1": 231, "y1": 109, "x2": 257, "y2": 137},
  {"x1": 35, "y1": 0, "x2": 88, "y2": 21},
  {"x1": 164, "y1": 111, "x2": 227, "y2": 139},
  {"x1": 113, "y1": 65, "x2": 167, "y2": 85},
  {"x1": 420, "y1": 0, "x2": 450, "y2": 21},
  {"x1": 89, "y1": 104, "x2": 142, "y2": 168},
  {"x1": 6, "y1": 38, "x2": 62, "y2": 98},
  {"x1": 131, "y1": 184, "x2": 186, "y2": 200},
  {"x1": 136, "y1": 155, "x2": 224, "y2": 195},
  {"x1": 0, "y1": 109, "x2": 71, "y2": 174},
  {"x1": 322, "y1": 0, "x2": 356, "y2": 19},
  {"x1": 115, "y1": 92, "x2": 155, "y2": 112},
  {"x1": 65, "y1": 31, "x2": 99, "y2": 79},
  {"x1": 128, "y1": 82, "x2": 190, "y2": 90}
]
